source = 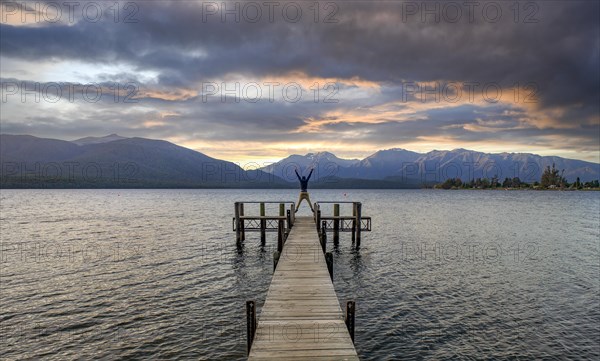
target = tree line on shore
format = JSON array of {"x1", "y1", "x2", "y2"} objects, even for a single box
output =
[{"x1": 434, "y1": 164, "x2": 600, "y2": 190}]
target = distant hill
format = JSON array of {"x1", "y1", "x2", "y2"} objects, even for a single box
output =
[
  {"x1": 261, "y1": 151, "x2": 360, "y2": 183},
  {"x1": 1, "y1": 134, "x2": 598, "y2": 188},
  {"x1": 341, "y1": 149, "x2": 422, "y2": 180},
  {"x1": 0, "y1": 134, "x2": 82, "y2": 162},
  {"x1": 260, "y1": 148, "x2": 600, "y2": 183},
  {"x1": 0, "y1": 134, "x2": 286, "y2": 188}
]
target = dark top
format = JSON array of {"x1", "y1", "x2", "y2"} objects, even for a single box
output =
[{"x1": 295, "y1": 169, "x2": 313, "y2": 192}]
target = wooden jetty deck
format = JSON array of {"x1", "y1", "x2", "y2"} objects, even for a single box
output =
[{"x1": 248, "y1": 216, "x2": 359, "y2": 360}]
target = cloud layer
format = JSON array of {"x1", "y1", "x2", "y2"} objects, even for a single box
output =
[{"x1": 1, "y1": 0, "x2": 599, "y2": 162}]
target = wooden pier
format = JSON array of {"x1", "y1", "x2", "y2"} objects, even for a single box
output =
[{"x1": 235, "y1": 201, "x2": 370, "y2": 360}]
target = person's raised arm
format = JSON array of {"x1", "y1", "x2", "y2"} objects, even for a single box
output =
[
  {"x1": 295, "y1": 169, "x2": 301, "y2": 181},
  {"x1": 307, "y1": 168, "x2": 314, "y2": 181}
]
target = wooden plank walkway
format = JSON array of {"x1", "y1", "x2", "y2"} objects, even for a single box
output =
[{"x1": 248, "y1": 216, "x2": 359, "y2": 360}]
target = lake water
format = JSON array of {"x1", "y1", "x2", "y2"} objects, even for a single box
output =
[{"x1": 1, "y1": 189, "x2": 599, "y2": 360}]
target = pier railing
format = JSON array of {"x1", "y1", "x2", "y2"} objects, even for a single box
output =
[
  {"x1": 233, "y1": 201, "x2": 296, "y2": 251},
  {"x1": 233, "y1": 200, "x2": 371, "y2": 249},
  {"x1": 314, "y1": 201, "x2": 371, "y2": 248}
]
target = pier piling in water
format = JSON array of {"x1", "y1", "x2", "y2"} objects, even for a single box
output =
[
  {"x1": 234, "y1": 202, "x2": 241, "y2": 243},
  {"x1": 321, "y1": 220, "x2": 327, "y2": 253},
  {"x1": 346, "y1": 300, "x2": 356, "y2": 344},
  {"x1": 316, "y1": 208, "x2": 321, "y2": 231},
  {"x1": 273, "y1": 251, "x2": 280, "y2": 271},
  {"x1": 277, "y1": 219, "x2": 284, "y2": 252},
  {"x1": 246, "y1": 300, "x2": 257, "y2": 353},
  {"x1": 355, "y1": 202, "x2": 362, "y2": 249},
  {"x1": 326, "y1": 251, "x2": 333, "y2": 280},
  {"x1": 333, "y1": 203, "x2": 340, "y2": 244},
  {"x1": 352, "y1": 205, "x2": 356, "y2": 243},
  {"x1": 240, "y1": 203, "x2": 245, "y2": 241},
  {"x1": 260, "y1": 202, "x2": 266, "y2": 244}
]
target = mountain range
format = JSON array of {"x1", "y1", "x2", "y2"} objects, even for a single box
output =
[
  {"x1": 0, "y1": 134, "x2": 284, "y2": 188},
  {"x1": 1, "y1": 134, "x2": 598, "y2": 188},
  {"x1": 265, "y1": 148, "x2": 599, "y2": 184}
]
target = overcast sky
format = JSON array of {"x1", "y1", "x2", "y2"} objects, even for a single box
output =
[{"x1": 1, "y1": 0, "x2": 598, "y2": 163}]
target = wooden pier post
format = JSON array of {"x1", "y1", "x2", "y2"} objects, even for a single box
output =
[
  {"x1": 277, "y1": 219, "x2": 284, "y2": 252},
  {"x1": 240, "y1": 203, "x2": 245, "y2": 241},
  {"x1": 333, "y1": 203, "x2": 340, "y2": 245},
  {"x1": 260, "y1": 202, "x2": 266, "y2": 244},
  {"x1": 235, "y1": 202, "x2": 241, "y2": 243},
  {"x1": 246, "y1": 300, "x2": 257, "y2": 354},
  {"x1": 273, "y1": 251, "x2": 280, "y2": 271},
  {"x1": 316, "y1": 209, "x2": 321, "y2": 232},
  {"x1": 286, "y1": 209, "x2": 291, "y2": 230},
  {"x1": 345, "y1": 301, "x2": 356, "y2": 344},
  {"x1": 351, "y1": 203, "x2": 356, "y2": 243},
  {"x1": 278, "y1": 204, "x2": 285, "y2": 249},
  {"x1": 290, "y1": 204, "x2": 295, "y2": 226},
  {"x1": 320, "y1": 220, "x2": 327, "y2": 254},
  {"x1": 325, "y1": 252, "x2": 333, "y2": 281},
  {"x1": 355, "y1": 202, "x2": 362, "y2": 249}
]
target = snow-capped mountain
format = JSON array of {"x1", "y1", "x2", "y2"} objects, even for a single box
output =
[{"x1": 260, "y1": 148, "x2": 599, "y2": 183}]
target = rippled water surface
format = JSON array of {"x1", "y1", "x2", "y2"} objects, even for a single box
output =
[{"x1": 1, "y1": 189, "x2": 599, "y2": 360}]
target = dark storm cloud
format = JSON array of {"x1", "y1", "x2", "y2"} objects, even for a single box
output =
[
  {"x1": 0, "y1": 0, "x2": 598, "y2": 158},
  {"x1": 3, "y1": 1, "x2": 598, "y2": 107}
]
